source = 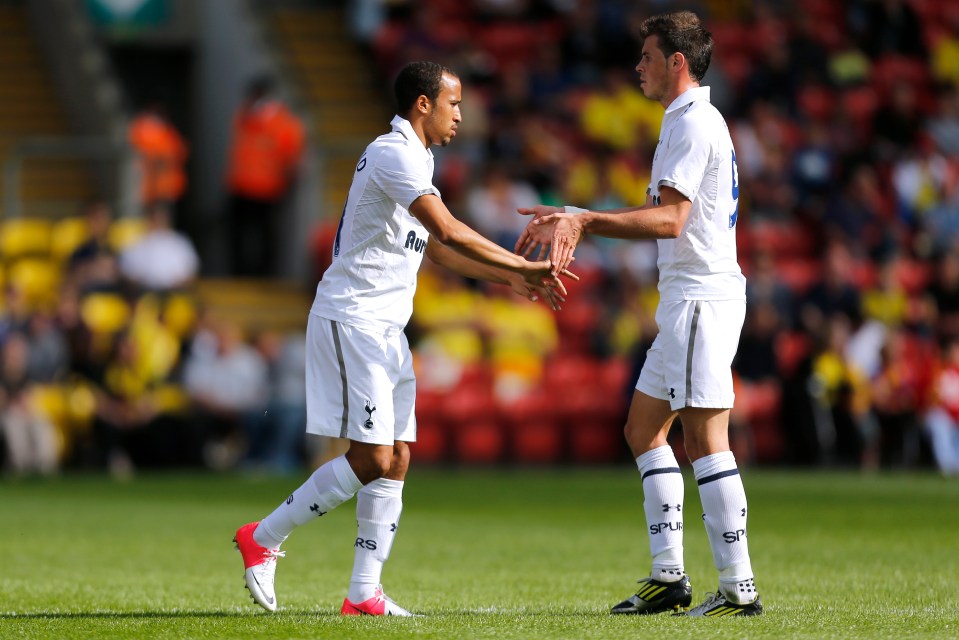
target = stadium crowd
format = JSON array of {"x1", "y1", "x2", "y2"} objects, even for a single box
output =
[
  {"x1": 4, "y1": 0, "x2": 959, "y2": 476},
  {"x1": 0, "y1": 195, "x2": 314, "y2": 478}
]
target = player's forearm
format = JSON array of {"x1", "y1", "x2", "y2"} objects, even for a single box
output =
[
  {"x1": 435, "y1": 219, "x2": 527, "y2": 273},
  {"x1": 412, "y1": 194, "x2": 528, "y2": 273},
  {"x1": 426, "y1": 242, "x2": 512, "y2": 285},
  {"x1": 579, "y1": 203, "x2": 687, "y2": 240}
]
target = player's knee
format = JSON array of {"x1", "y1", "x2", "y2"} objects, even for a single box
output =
[
  {"x1": 624, "y1": 421, "x2": 649, "y2": 456},
  {"x1": 389, "y1": 442, "x2": 411, "y2": 478},
  {"x1": 368, "y1": 448, "x2": 393, "y2": 478},
  {"x1": 346, "y1": 445, "x2": 393, "y2": 482}
]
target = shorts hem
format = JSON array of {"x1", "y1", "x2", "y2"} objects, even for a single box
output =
[
  {"x1": 306, "y1": 424, "x2": 402, "y2": 446},
  {"x1": 306, "y1": 423, "x2": 416, "y2": 446},
  {"x1": 676, "y1": 396, "x2": 735, "y2": 411}
]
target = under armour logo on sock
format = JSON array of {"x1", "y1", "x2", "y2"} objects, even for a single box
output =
[
  {"x1": 310, "y1": 504, "x2": 326, "y2": 516},
  {"x1": 662, "y1": 503, "x2": 682, "y2": 512},
  {"x1": 390, "y1": 522, "x2": 397, "y2": 532},
  {"x1": 741, "y1": 507, "x2": 747, "y2": 516},
  {"x1": 668, "y1": 388, "x2": 676, "y2": 399}
]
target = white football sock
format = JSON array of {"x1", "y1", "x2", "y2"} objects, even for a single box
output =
[
  {"x1": 254, "y1": 455, "x2": 362, "y2": 549},
  {"x1": 692, "y1": 451, "x2": 757, "y2": 604},
  {"x1": 637, "y1": 445, "x2": 685, "y2": 582},
  {"x1": 348, "y1": 478, "x2": 404, "y2": 603}
]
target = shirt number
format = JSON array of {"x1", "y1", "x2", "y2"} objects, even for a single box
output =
[{"x1": 729, "y1": 150, "x2": 739, "y2": 229}]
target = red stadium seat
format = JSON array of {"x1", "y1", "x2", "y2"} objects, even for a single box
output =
[
  {"x1": 776, "y1": 331, "x2": 812, "y2": 377},
  {"x1": 802, "y1": 0, "x2": 843, "y2": 22},
  {"x1": 440, "y1": 384, "x2": 497, "y2": 426},
  {"x1": 871, "y1": 56, "x2": 933, "y2": 110},
  {"x1": 798, "y1": 85, "x2": 836, "y2": 121},
  {"x1": 477, "y1": 23, "x2": 538, "y2": 71},
  {"x1": 748, "y1": 221, "x2": 816, "y2": 259},
  {"x1": 814, "y1": 22, "x2": 845, "y2": 50},
  {"x1": 736, "y1": 380, "x2": 782, "y2": 422},
  {"x1": 416, "y1": 389, "x2": 446, "y2": 423},
  {"x1": 751, "y1": 419, "x2": 785, "y2": 464},
  {"x1": 511, "y1": 420, "x2": 564, "y2": 464},
  {"x1": 553, "y1": 301, "x2": 601, "y2": 355},
  {"x1": 735, "y1": 380, "x2": 785, "y2": 463},
  {"x1": 848, "y1": 260, "x2": 878, "y2": 289},
  {"x1": 896, "y1": 259, "x2": 932, "y2": 295},
  {"x1": 560, "y1": 264, "x2": 604, "y2": 297},
  {"x1": 717, "y1": 53, "x2": 752, "y2": 91},
  {"x1": 425, "y1": 0, "x2": 471, "y2": 20},
  {"x1": 542, "y1": 354, "x2": 600, "y2": 388},
  {"x1": 842, "y1": 86, "x2": 879, "y2": 130},
  {"x1": 774, "y1": 258, "x2": 821, "y2": 295},
  {"x1": 708, "y1": 22, "x2": 754, "y2": 57},
  {"x1": 454, "y1": 420, "x2": 505, "y2": 465},
  {"x1": 600, "y1": 357, "x2": 632, "y2": 394},
  {"x1": 569, "y1": 423, "x2": 623, "y2": 464},
  {"x1": 412, "y1": 419, "x2": 448, "y2": 464},
  {"x1": 499, "y1": 388, "x2": 563, "y2": 464}
]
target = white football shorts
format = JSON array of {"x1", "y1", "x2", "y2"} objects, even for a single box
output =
[
  {"x1": 305, "y1": 314, "x2": 416, "y2": 445},
  {"x1": 636, "y1": 299, "x2": 745, "y2": 411}
]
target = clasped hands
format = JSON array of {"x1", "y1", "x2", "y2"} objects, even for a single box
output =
[{"x1": 510, "y1": 205, "x2": 585, "y2": 310}]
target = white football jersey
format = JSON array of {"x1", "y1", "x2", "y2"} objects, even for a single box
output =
[
  {"x1": 649, "y1": 86, "x2": 746, "y2": 302},
  {"x1": 310, "y1": 116, "x2": 438, "y2": 333}
]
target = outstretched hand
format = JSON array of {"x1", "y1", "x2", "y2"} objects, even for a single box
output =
[
  {"x1": 509, "y1": 260, "x2": 579, "y2": 311},
  {"x1": 515, "y1": 205, "x2": 562, "y2": 261},
  {"x1": 516, "y1": 207, "x2": 584, "y2": 275}
]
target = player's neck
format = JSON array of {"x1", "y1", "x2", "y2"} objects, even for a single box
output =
[
  {"x1": 402, "y1": 111, "x2": 431, "y2": 149},
  {"x1": 661, "y1": 78, "x2": 699, "y2": 109}
]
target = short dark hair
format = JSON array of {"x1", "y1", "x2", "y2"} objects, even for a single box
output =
[
  {"x1": 394, "y1": 61, "x2": 455, "y2": 113},
  {"x1": 639, "y1": 11, "x2": 713, "y2": 83}
]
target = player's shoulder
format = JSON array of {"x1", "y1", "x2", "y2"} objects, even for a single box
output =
[
  {"x1": 678, "y1": 100, "x2": 726, "y2": 129},
  {"x1": 677, "y1": 101, "x2": 731, "y2": 143},
  {"x1": 368, "y1": 130, "x2": 423, "y2": 169}
]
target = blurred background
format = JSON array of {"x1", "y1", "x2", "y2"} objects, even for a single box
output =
[{"x1": 1, "y1": 0, "x2": 958, "y2": 478}]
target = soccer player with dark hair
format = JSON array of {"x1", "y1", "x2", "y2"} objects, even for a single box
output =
[
  {"x1": 517, "y1": 11, "x2": 763, "y2": 617},
  {"x1": 233, "y1": 60, "x2": 573, "y2": 616}
]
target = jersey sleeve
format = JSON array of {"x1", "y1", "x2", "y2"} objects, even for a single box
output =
[
  {"x1": 373, "y1": 145, "x2": 440, "y2": 210},
  {"x1": 657, "y1": 117, "x2": 712, "y2": 200}
]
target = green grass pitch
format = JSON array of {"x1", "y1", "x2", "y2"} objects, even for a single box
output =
[{"x1": 2, "y1": 468, "x2": 957, "y2": 639}]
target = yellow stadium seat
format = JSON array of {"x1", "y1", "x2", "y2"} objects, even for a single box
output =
[
  {"x1": 66, "y1": 380, "x2": 97, "y2": 429},
  {"x1": 27, "y1": 381, "x2": 97, "y2": 459},
  {"x1": 1, "y1": 218, "x2": 52, "y2": 260},
  {"x1": 162, "y1": 293, "x2": 198, "y2": 338},
  {"x1": 50, "y1": 216, "x2": 90, "y2": 262},
  {"x1": 108, "y1": 217, "x2": 147, "y2": 252},
  {"x1": 79, "y1": 292, "x2": 131, "y2": 334},
  {"x1": 150, "y1": 383, "x2": 190, "y2": 414},
  {"x1": 29, "y1": 384, "x2": 68, "y2": 426},
  {"x1": 7, "y1": 258, "x2": 61, "y2": 310}
]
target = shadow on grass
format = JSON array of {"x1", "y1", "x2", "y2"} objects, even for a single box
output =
[{"x1": 0, "y1": 610, "x2": 344, "y2": 620}]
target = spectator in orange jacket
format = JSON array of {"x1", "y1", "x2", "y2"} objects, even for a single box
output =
[
  {"x1": 225, "y1": 75, "x2": 306, "y2": 277},
  {"x1": 128, "y1": 100, "x2": 189, "y2": 211}
]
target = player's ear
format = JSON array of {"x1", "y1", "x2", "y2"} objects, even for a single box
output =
[{"x1": 416, "y1": 94, "x2": 431, "y2": 114}]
